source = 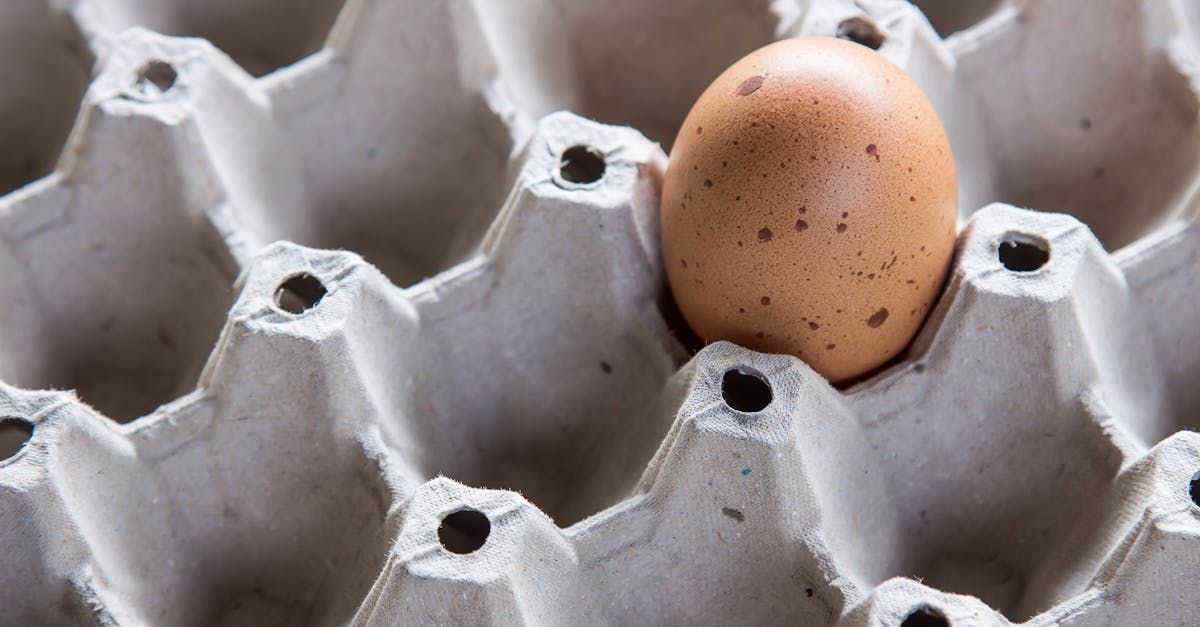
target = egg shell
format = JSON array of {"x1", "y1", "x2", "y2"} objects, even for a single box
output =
[{"x1": 661, "y1": 37, "x2": 957, "y2": 384}]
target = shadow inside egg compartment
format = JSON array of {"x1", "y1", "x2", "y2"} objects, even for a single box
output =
[{"x1": 655, "y1": 264, "x2": 956, "y2": 392}]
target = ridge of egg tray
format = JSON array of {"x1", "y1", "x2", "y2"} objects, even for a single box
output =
[{"x1": 662, "y1": 37, "x2": 957, "y2": 384}]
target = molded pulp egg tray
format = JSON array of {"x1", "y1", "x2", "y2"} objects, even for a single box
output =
[{"x1": 1, "y1": 0, "x2": 1199, "y2": 625}]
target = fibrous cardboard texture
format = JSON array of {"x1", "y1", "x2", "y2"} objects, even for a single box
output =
[{"x1": 0, "y1": 0, "x2": 1199, "y2": 625}]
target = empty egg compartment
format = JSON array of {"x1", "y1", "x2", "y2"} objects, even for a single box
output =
[
  {"x1": 33, "y1": 251, "x2": 408, "y2": 626},
  {"x1": 0, "y1": 91, "x2": 239, "y2": 424},
  {"x1": 945, "y1": 0, "x2": 1200, "y2": 251},
  {"x1": 1116, "y1": 217, "x2": 1200, "y2": 443},
  {"x1": 72, "y1": 0, "x2": 348, "y2": 77},
  {"x1": 870, "y1": 396, "x2": 1124, "y2": 622},
  {"x1": 841, "y1": 206, "x2": 1143, "y2": 621},
  {"x1": 0, "y1": 1, "x2": 93, "y2": 197},
  {"x1": 473, "y1": 0, "x2": 786, "y2": 148},
  {"x1": 3, "y1": 383, "x2": 386, "y2": 627},
  {"x1": 45, "y1": 393, "x2": 394, "y2": 626},
  {"x1": 107, "y1": 378, "x2": 395, "y2": 625},
  {"x1": 258, "y1": 0, "x2": 517, "y2": 289},
  {"x1": 394, "y1": 112, "x2": 684, "y2": 528}
]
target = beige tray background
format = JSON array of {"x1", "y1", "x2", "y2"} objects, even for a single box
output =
[{"x1": 1, "y1": 0, "x2": 1198, "y2": 625}]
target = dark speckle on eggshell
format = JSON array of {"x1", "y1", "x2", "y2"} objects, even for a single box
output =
[{"x1": 737, "y1": 75, "x2": 766, "y2": 96}]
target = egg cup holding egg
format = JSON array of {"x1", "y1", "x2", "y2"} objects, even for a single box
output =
[{"x1": 661, "y1": 37, "x2": 957, "y2": 384}]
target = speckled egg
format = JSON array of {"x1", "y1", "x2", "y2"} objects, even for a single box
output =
[{"x1": 661, "y1": 37, "x2": 957, "y2": 384}]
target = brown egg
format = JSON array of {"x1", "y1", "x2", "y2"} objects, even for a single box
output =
[{"x1": 662, "y1": 37, "x2": 957, "y2": 384}]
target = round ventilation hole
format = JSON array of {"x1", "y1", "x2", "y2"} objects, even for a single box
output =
[
  {"x1": 558, "y1": 145, "x2": 606, "y2": 185},
  {"x1": 837, "y1": 17, "x2": 886, "y2": 50},
  {"x1": 998, "y1": 233, "x2": 1050, "y2": 272},
  {"x1": 274, "y1": 273, "x2": 327, "y2": 314},
  {"x1": 900, "y1": 604, "x2": 950, "y2": 627},
  {"x1": 133, "y1": 60, "x2": 178, "y2": 98},
  {"x1": 721, "y1": 367, "x2": 773, "y2": 413},
  {"x1": 438, "y1": 508, "x2": 491, "y2": 555},
  {"x1": 0, "y1": 418, "x2": 34, "y2": 462}
]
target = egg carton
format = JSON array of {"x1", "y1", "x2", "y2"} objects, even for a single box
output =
[{"x1": 1, "y1": 0, "x2": 1199, "y2": 625}]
